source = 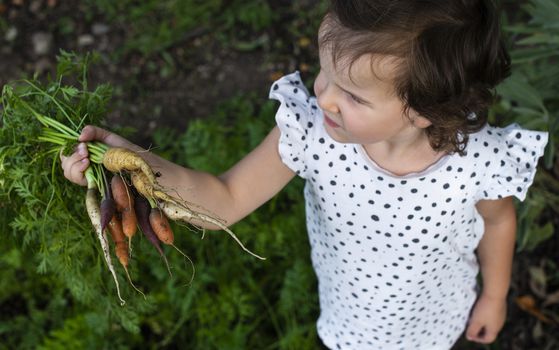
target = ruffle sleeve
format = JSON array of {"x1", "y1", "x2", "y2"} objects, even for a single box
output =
[
  {"x1": 269, "y1": 71, "x2": 319, "y2": 179},
  {"x1": 476, "y1": 123, "x2": 548, "y2": 201}
]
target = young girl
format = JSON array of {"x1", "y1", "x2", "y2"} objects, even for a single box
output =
[{"x1": 62, "y1": 1, "x2": 548, "y2": 349}]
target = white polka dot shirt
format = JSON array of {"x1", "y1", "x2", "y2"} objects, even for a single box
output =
[{"x1": 270, "y1": 72, "x2": 548, "y2": 350}]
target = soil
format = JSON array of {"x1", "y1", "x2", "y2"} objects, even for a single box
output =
[{"x1": 0, "y1": 0, "x2": 298, "y2": 147}]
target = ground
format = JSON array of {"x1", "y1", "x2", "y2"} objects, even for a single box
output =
[{"x1": 0, "y1": 0, "x2": 302, "y2": 146}]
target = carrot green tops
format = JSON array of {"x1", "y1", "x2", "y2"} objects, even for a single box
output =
[{"x1": 270, "y1": 72, "x2": 548, "y2": 350}]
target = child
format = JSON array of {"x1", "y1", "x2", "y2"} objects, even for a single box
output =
[{"x1": 61, "y1": 0, "x2": 548, "y2": 349}]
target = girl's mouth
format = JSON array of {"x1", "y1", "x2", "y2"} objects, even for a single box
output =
[{"x1": 324, "y1": 115, "x2": 340, "y2": 128}]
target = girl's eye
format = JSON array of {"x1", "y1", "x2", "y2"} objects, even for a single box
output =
[{"x1": 347, "y1": 92, "x2": 364, "y2": 104}]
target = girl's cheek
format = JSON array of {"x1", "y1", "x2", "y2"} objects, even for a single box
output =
[{"x1": 313, "y1": 71, "x2": 325, "y2": 97}]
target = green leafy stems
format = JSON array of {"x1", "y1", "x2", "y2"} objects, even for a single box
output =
[{"x1": 16, "y1": 91, "x2": 109, "y2": 194}]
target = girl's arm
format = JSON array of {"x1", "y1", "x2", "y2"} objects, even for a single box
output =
[
  {"x1": 466, "y1": 196, "x2": 517, "y2": 344},
  {"x1": 62, "y1": 125, "x2": 296, "y2": 229}
]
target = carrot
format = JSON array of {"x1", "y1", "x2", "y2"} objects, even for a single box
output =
[
  {"x1": 149, "y1": 207, "x2": 195, "y2": 284},
  {"x1": 149, "y1": 208, "x2": 174, "y2": 244},
  {"x1": 85, "y1": 187, "x2": 125, "y2": 305},
  {"x1": 134, "y1": 193, "x2": 172, "y2": 276},
  {"x1": 160, "y1": 200, "x2": 266, "y2": 260},
  {"x1": 107, "y1": 214, "x2": 126, "y2": 244},
  {"x1": 111, "y1": 174, "x2": 133, "y2": 211},
  {"x1": 130, "y1": 171, "x2": 174, "y2": 203},
  {"x1": 121, "y1": 208, "x2": 138, "y2": 239},
  {"x1": 107, "y1": 215, "x2": 146, "y2": 299},
  {"x1": 103, "y1": 149, "x2": 265, "y2": 262},
  {"x1": 103, "y1": 147, "x2": 156, "y2": 184},
  {"x1": 111, "y1": 174, "x2": 137, "y2": 240},
  {"x1": 100, "y1": 171, "x2": 116, "y2": 231},
  {"x1": 100, "y1": 196, "x2": 116, "y2": 231}
]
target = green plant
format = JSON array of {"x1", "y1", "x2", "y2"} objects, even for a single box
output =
[
  {"x1": 0, "y1": 51, "x2": 159, "y2": 347},
  {"x1": 494, "y1": 0, "x2": 559, "y2": 252},
  {"x1": 85, "y1": 0, "x2": 284, "y2": 57},
  {"x1": 0, "y1": 52, "x2": 319, "y2": 348},
  {"x1": 160, "y1": 95, "x2": 319, "y2": 349},
  {"x1": 84, "y1": 0, "x2": 221, "y2": 56},
  {"x1": 489, "y1": 1, "x2": 559, "y2": 347}
]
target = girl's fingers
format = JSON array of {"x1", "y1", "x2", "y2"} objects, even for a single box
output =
[
  {"x1": 69, "y1": 158, "x2": 90, "y2": 187},
  {"x1": 60, "y1": 143, "x2": 89, "y2": 186},
  {"x1": 79, "y1": 125, "x2": 139, "y2": 150},
  {"x1": 61, "y1": 157, "x2": 88, "y2": 186},
  {"x1": 480, "y1": 329, "x2": 498, "y2": 344},
  {"x1": 465, "y1": 321, "x2": 484, "y2": 342},
  {"x1": 466, "y1": 321, "x2": 497, "y2": 344},
  {"x1": 78, "y1": 125, "x2": 110, "y2": 142}
]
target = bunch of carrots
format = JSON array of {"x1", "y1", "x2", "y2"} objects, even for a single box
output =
[{"x1": 5, "y1": 77, "x2": 264, "y2": 306}]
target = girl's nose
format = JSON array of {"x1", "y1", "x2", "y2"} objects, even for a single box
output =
[{"x1": 316, "y1": 83, "x2": 340, "y2": 115}]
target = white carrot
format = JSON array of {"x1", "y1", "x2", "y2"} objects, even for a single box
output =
[
  {"x1": 159, "y1": 200, "x2": 266, "y2": 260},
  {"x1": 85, "y1": 168, "x2": 126, "y2": 305}
]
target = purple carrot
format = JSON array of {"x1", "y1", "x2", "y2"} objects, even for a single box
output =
[
  {"x1": 100, "y1": 170, "x2": 116, "y2": 232},
  {"x1": 100, "y1": 195, "x2": 116, "y2": 232},
  {"x1": 134, "y1": 193, "x2": 172, "y2": 276}
]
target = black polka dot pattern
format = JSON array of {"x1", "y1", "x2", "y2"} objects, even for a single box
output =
[
  {"x1": 270, "y1": 72, "x2": 549, "y2": 350},
  {"x1": 473, "y1": 124, "x2": 548, "y2": 202},
  {"x1": 270, "y1": 72, "x2": 317, "y2": 178}
]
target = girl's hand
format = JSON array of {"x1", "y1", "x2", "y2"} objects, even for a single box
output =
[
  {"x1": 60, "y1": 125, "x2": 141, "y2": 186},
  {"x1": 465, "y1": 293, "x2": 507, "y2": 344},
  {"x1": 60, "y1": 142, "x2": 90, "y2": 186},
  {"x1": 78, "y1": 125, "x2": 140, "y2": 150}
]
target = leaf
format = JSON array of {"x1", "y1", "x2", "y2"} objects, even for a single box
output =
[
  {"x1": 545, "y1": 134, "x2": 555, "y2": 169},
  {"x1": 524, "y1": 222, "x2": 554, "y2": 251},
  {"x1": 1, "y1": 248, "x2": 22, "y2": 268},
  {"x1": 529, "y1": 266, "x2": 548, "y2": 298},
  {"x1": 543, "y1": 289, "x2": 559, "y2": 307},
  {"x1": 60, "y1": 86, "x2": 79, "y2": 101},
  {"x1": 517, "y1": 33, "x2": 559, "y2": 45},
  {"x1": 511, "y1": 46, "x2": 559, "y2": 63},
  {"x1": 497, "y1": 73, "x2": 545, "y2": 111},
  {"x1": 528, "y1": 0, "x2": 559, "y2": 28},
  {"x1": 515, "y1": 295, "x2": 554, "y2": 324},
  {"x1": 532, "y1": 319, "x2": 545, "y2": 341}
]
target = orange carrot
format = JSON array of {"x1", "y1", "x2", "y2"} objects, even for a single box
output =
[
  {"x1": 111, "y1": 174, "x2": 137, "y2": 241},
  {"x1": 107, "y1": 215, "x2": 126, "y2": 244},
  {"x1": 149, "y1": 207, "x2": 195, "y2": 284},
  {"x1": 114, "y1": 243, "x2": 129, "y2": 267},
  {"x1": 111, "y1": 174, "x2": 133, "y2": 211},
  {"x1": 149, "y1": 208, "x2": 174, "y2": 244},
  {"x1": 135, "y1": 193, "x2": 173, "y2": 277},
  {"x1": 107, "y1": 215, "x2": 145, "y2": 298},
  {"x1": 121, "y1": 208, "x2": 138, "y2": 239}
]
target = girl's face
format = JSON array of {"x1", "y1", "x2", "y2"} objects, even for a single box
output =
[{"x1": 313, "y1": 41, "x2": 431, "y2": 148}]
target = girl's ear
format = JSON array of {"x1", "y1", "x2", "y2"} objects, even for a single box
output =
[{"x1": 407, "y1": 109, "x2": 432, "y2": 129}]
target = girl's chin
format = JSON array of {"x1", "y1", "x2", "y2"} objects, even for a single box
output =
[{"x1": 324, "y1": 125, "x2": 347, "y2": 143}]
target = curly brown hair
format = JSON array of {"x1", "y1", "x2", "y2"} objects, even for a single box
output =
[{"x1": 321, "y1": 0, "x2": 511, "y2": 155}]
